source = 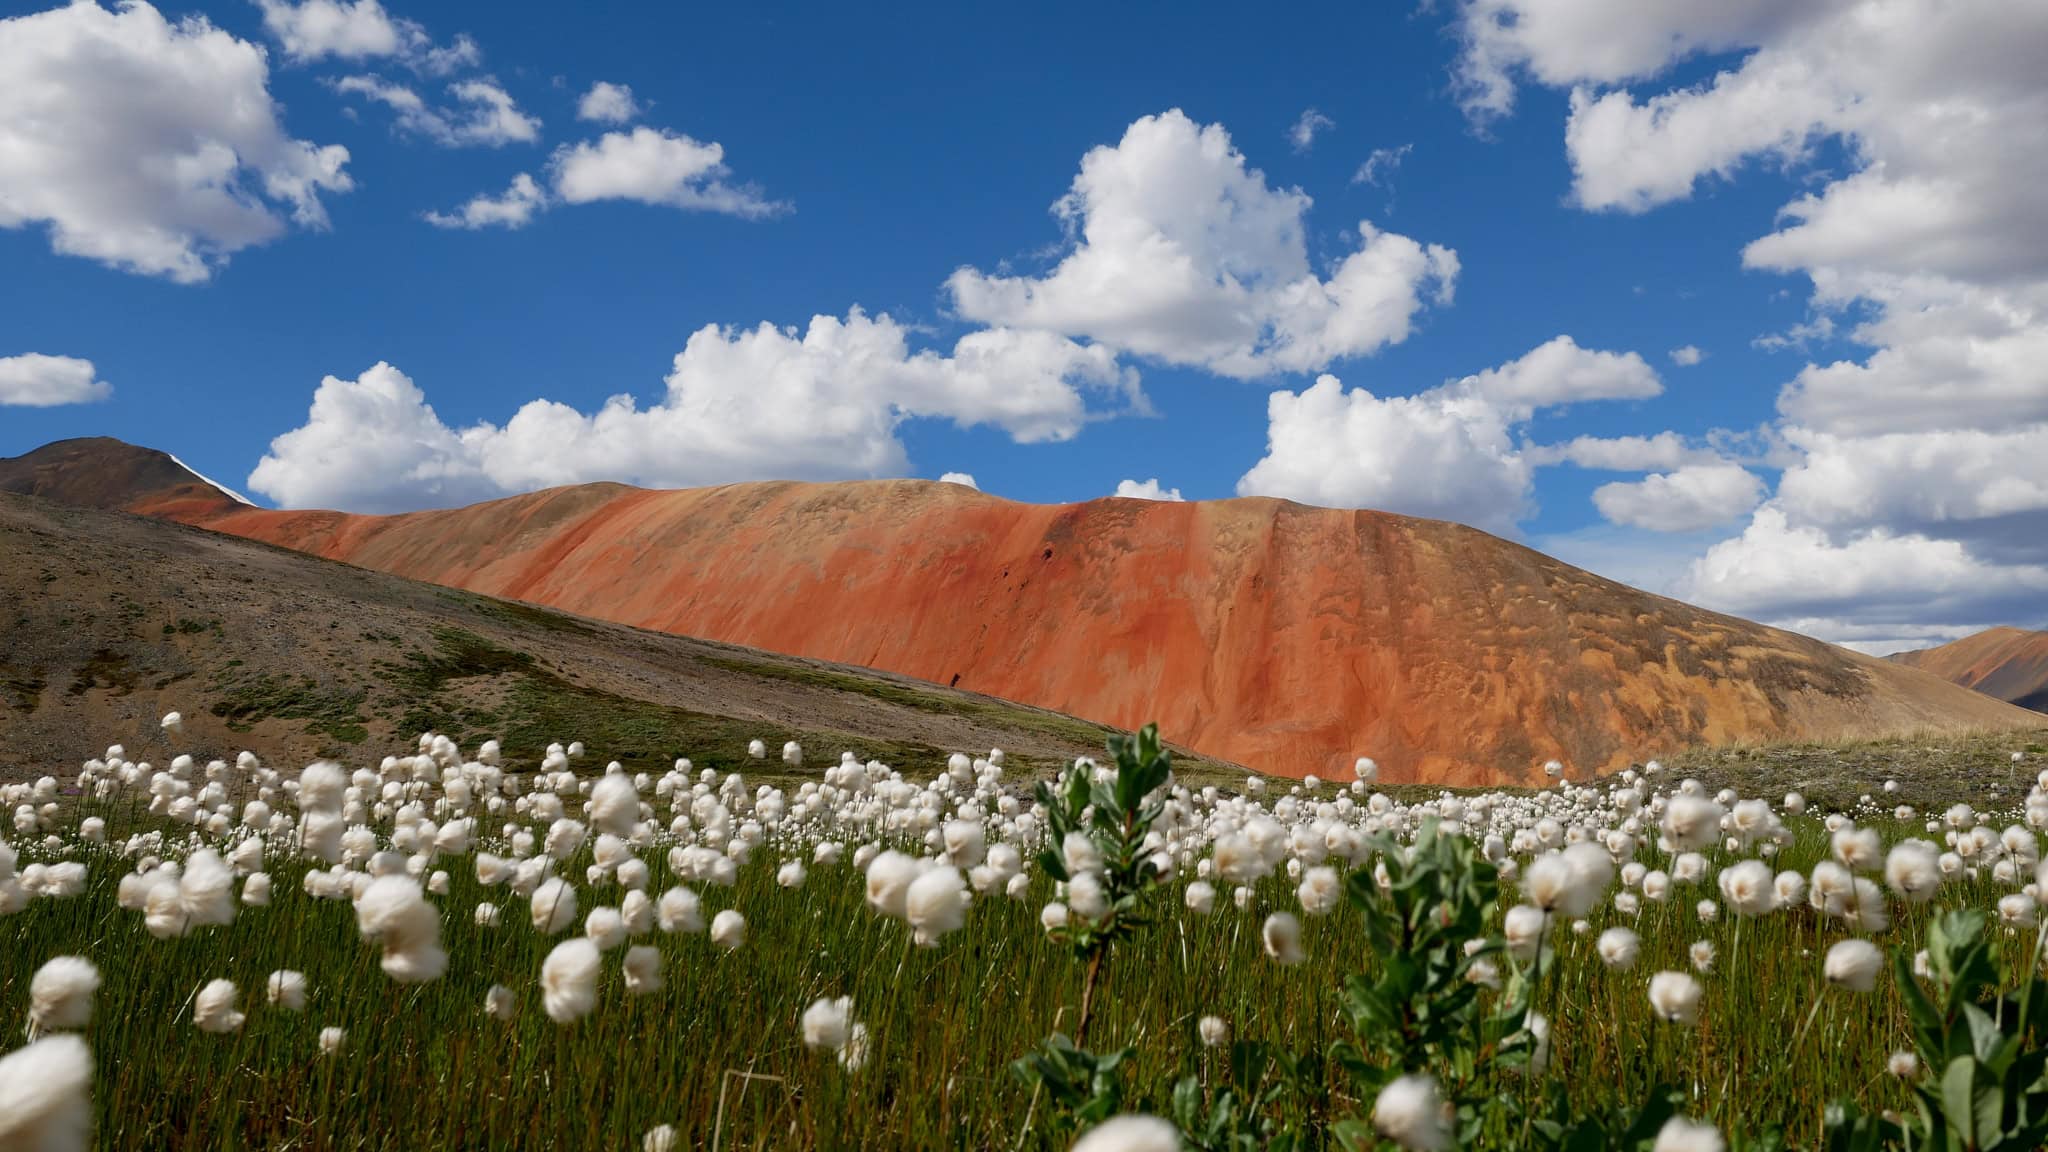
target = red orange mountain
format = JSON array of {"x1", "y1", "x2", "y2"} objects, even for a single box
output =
[
  {"x1": 5, "y1": 437, "x2": 2037, "y2": 784},
  {"x1": 1891, "y1": 628, "x2": 2048, "y2": 714}
]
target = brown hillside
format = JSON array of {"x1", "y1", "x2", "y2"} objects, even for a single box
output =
[
  {"x1": 5, "y1": 437, "x2": 2037, "y2": 784},
  {"x1": 0, "y1": 490, "x2": 1202, "y2": 785},
  {"x1": 1892, "y1": 627, "x2": 2048, "y2": 713}
]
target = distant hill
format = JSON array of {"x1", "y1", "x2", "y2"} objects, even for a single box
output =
[
  {"x1": 3, "y1": 436, "x2": 2039, "y2": 784},
  {"x1": 1891, "y1": 628, "x2": 2048, "y2": 714},
  {"x1": 0, "y1": 490, "x2": 1199, "y2": 784}
]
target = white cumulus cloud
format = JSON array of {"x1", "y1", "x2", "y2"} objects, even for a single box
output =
[
  {"x1": 1669, "y1": 344, "x2": 1703, "y2": 366},
  {"x1": 1113, "y1": 478, "x2": 1183, "y2": 501},
  {"x1": 0, "y1": 354, "x2": 112, "y2": 407},
  {"x1": 549, "y1": 127, "x2": 785, "y2": 218},
  {"x1": 0, "y1": 1, "x2": 352, "y2": 283},
  {"x1": 1592, "y1": 464, "x2": 1765, "y2": 533},
  {"x1": 248, "y1": 312, "x2": 1139, "y2": 512},
  {"x1": 577, "y1": 82, "x2": 642, "y2": 124},
  {"x1": 1682, "y1": 506, "x2": 2048, "y2": 650},
  {"x1": 947, "y1": 109, "x2": 1457, "y2": 379},
  {"x1": 1525, "y1": 431, "x2": 1705, "y2": 471},
  {"x1": 256, "y1": 0, "x2": 476, "y2": 71},
  {"x1": 425, "y1": 173, "x2": 546, "y2": 230},
  {"x1": 1236, "y1": 335, "x2": 1664, "y2": 531},
  {"x1": 1288, "y1": 108, "x2": 1335, "y2": 153},
  {"x1": 333, "y1": 76, "x2": 540, "y2": 147},
  {"x1": 1454, "y1": 0, "x2": 2048, "y2": 642}
]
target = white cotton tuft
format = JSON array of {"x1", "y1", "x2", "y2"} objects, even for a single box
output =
[
  {"x1": 192, "y1": 979, "x2": 245, "y2": 1034},
  {"x1": 1824, "y1": 938, "x2": 1883, "y2": 993},
  {"x1": 1262, "y1": 912, "x2": 1305, "y2": 966},
  {"x1": 319, "y1": 1026, "x2": 345, "y2": 1055},
  {"x1": 658, "y1": 887, "x2": 703, "y2": 934},
  {"x1": 267, "y1": 970, "x2": 308, "y2": 1012},
  {"x1": 585, "y1": 906, "x2": 628, "y2": 951},
  {"x1": 1073, "y1": 1114, "x2": 1182, "y2": 1152},
  {"x1": 1372, "y1": 1075, "x2": 1450, "y2": 1151},
  {"x1": 588, "y1": 774, "x2": 640, "y2": 838},
  {"x1": 354, "y1": 875, "x2": 448, "y2": 983},
  {"x1": 1652, "y1": 1116, "x2": 1725, "y2": 1152},
  {"x1": 643, "y1": 1125, "x2": 679, "y2": 1152},
  {"x1": 297, "y1": 761, "x2": 347, "y2": 813},
  {"x1": 485, "y1": 984, "x2": 517, "y2": 1022},
  {"x1": 531, "y1": 878, "x2": 579, "y2": 935},
  {"x1": 542, "y1": 938, "x2": 602, "y2": 1023},
  {"x1": 905, "y1": 867, "x2": 969, "y2": 947},
  {"x1": 1647, "y1": 971, "x2": 1703, "y2": 1025},
  {"x1": 179, "y1": 849, "x2": 238, "y2": 929},
  {"x1": 864, "y1": 850, "x2": 925, "y2": 920},
  {"x1": 28, "y1": 956, "x2": 101, "y2": 1033},
  {"x1": 1597, "y1": 927, "x2": 1641, "y2": 970},
  {"x1": 709, "y1": 908, "x2": 746, "y2": 951},
  {"x1": 242, "y1": 873, "x2": 272, "y2": 906},
  {"x1": 0, "y1": 1033, "x2": 93, "y2": 1152},
  {"x1": 802, "y1": 995, "x2": 853, "y2": 1051},
  {"x1": 622, "y1": 945, "x2": 664, "y2": 996},
  {"x1": 1296, "y1": 865, "x2": 1342, "y2": 916}
]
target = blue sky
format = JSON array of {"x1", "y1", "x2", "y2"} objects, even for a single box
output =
[{"x1": 2, "y1": 0, "x2": 2044, "y2": 653}]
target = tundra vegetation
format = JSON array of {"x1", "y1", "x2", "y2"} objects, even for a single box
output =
[{"x1": 6, "y1": 717, "x2": 2048, "y2": 1151}]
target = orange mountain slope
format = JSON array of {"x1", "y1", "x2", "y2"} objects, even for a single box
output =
[
  {"x1": 6, "y1": 437, "x2": 2037, "y2": 784},
  {"x1": 1891, "y1": 628, "x2": 2048, "y2": 714}
]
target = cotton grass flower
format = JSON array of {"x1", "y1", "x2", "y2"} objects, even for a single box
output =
[
  {"x1": 531, "y1": 878, "x2": 578, "y2": 935},
  {"x1": 905, "y1": 867, "x2": 969, "y2": 946},
  {"x1": 0, "y1": 1033, "x2": 92, "y2": 1152},
  {"x1": 643, "y1": 1125, "x2": 678, "y2": 1152},
  {"x1": 1184, "y1": 880, "x2": 1216, "y2": 915},
  {"x1": 1073, "y1": 1115, "x2": 1181, "y2": 1152},
  {"x1": 318, "y1": 1026, "x2": 345, "y2": 1055},
  {"x1": 266, "y1": 970, "x2": 308, "y2": 1012},
  {"x1": 1888, "y1": 1050, "x2": 1919, "y2": 1078},
  {"x1": 864, "y1": 850, "x2": 924, "y2": 919},
  {"x1": 1648, "y1": 971, "x2": 1703, "y2": 1025},
  {"x1": 1372, "y1": 1074, "x2": 1450, "y2": 1151},
  {"x1": 622, "y1": 945, "x2": 664, "y2": 996},
  {"x1": 354, "y1": 875, "x2": 448, "y2": 983},
  {"x1": 541, "y1": 938, "x2": 602, "y2": 1023},
  {"x1": 1296, "y1": 865, "x2": 1342, "y2": 916},
  {"x1": 1652, "y1": 1116, "x2": 1725, "y2": 1152},
  {"x1": 1262, "y1": 912, "x2": 1306, "y2": 966},
  {"x1": 1885, "y1": 840, "x2": 1942, "y2": 902},
  {"x1": 193, "y1": 979, "x2": 245, "y2": 1034},
  {"x1": 1597, "y1": 927, "x2": 1640, "y2": 969},
  {"x1": 710, "y1": 908, "x2": 746, "y2": 951},
  {"x1": 657, "y1": 887, "x2": 703, "y2": 934},
  {"x1": 1198, "y1": 1015, "x2": 1229, "y2": 1048},
  {"x1": 1823, "y1": 939, "x2": 1883, "y2": 993},
  {"x1": 1716, "y1": 859, "x2": 1775, "y2": 917},
  {"x1": 839, "y1": 1022, "x2": 872, "y2": 1071},
  {"x1": 585, "y1": 906, "x2": 627, "y2": 951},
  {"x1": 26, "y1": 956, "x2": 99, "y2": 1038},
  {"x1": 485, "y1": 984, "x2": 517, "y2": 1022},
  {"x1": 802, "y1": 996, "x2": 853, "y2": 1051},
  {"x1": 1503, "y1": 904, "x2": 1546, "y2": 962}
]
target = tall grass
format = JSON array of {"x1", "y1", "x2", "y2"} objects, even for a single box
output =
[{"x1": 2, "y1": 762, "x2": 2039, "y2": 1149}]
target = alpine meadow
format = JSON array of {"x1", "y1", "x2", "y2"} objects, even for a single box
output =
[{"x1": 4, "y1": 0, "x2": 2048, "y2": 1149}]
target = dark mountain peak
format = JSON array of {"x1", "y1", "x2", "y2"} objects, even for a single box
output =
[{"x1": 0, "y1": 436, "x2": 245, "y2": 513}]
